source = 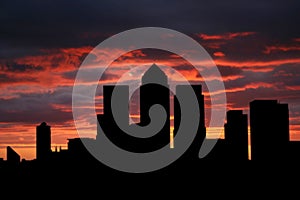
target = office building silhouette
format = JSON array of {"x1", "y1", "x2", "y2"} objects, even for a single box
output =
[
  {"x1": 224, "y1": 110, "x2": 248, "y2": 160},
  {"x1": 67, "y1": 138, "x2": 96, "y2": 162},
  {"x1": 250, "y1": 100, "x2": 289, "y2": 161},
  {"x1": 103, "y1": 85, "x2": 130, "y2": 126},
  {"x1": 7, "y1": 146, "x2": 20, "y2": 165},
  {"x1": 36, "y1": 122, "x2": 52, "y2": 160},
  {"x1": 97, "y1": 85, "x2": 130, "y2": 149},
  {"x1": 139, "y1": 64, "x2": 170, "y2": 151},
  {"x1": 174, "y1": 84, "x2": 206, "y2": 159},
  {"x1": 97, "y1": 85, "x2": 135, "y2": 151},
  {"x1": 288, "y1": 141, "x2": 300, "y2": 160},
  {"x1": 140, "y1": 64, "x2": 170, "y2": 139}
]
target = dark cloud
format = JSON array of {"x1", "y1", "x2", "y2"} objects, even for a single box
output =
[
  {"x1": 3, "y1": 63, "x2": 44, "y2": 72},
  {"x1": 223, "y1": 66, "x2": 300, "y2": 112},
  {"x1": 1, "y1": 0, "x2": 299, "y2": 58},
  {"x1": 218, "y1": 66, "x2": 243, "y2": 77},
  {"x1": 0, "y1": 74, "x2": 11, "y2": 83},
  {"x1": 61, "y1": 70, "x2": 78, "y2": 80},
  {"x1": 272, "y1": 64, "x2": 300, "y2": 86},
  {"x1": 0, "y1": 86, "x2": 73, "y2": 124},
  {"x1": 0, "y1": 72, "x2": 38, "y2": 84},
  {"x1": 172, "y1": 65, "x2": 194, "y2": 71}
]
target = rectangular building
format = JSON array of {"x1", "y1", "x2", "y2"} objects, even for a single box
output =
[
  {"x1": 250, "y1": 100, "x2": 289, "y2": 161},
  {"x1": 224, "y1": 110, "x2": 248, "y2": 160}
]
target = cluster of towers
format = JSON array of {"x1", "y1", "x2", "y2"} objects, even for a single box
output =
[
  {"x1": 4, "y1": 64, "x2": 297, "y2": 167},
  {"x1": 97, "y1": 64, "x2": 206, "y2": 155},
  {"x1": 95, "y1": 64, "x2": 295, "y2": 161}
]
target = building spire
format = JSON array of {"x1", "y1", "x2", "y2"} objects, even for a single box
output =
[{"x1": 142, "y1": 64, "x2": 168, "y2": 85}]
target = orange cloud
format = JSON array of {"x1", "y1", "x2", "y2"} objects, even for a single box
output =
[
  {"x1": 0, "y1": 46, "x2": 95, "y2": 98},
  {"x1": 197, "y1": 32, "x2": 256, "y2": 40},
  {"x1": 198, "y1": 34, "x2": 223, "y2": 40},
  {"x1": 115, "y1": 50, "x2": 146, "y2": 61},
  {"x1": 15, "y1": 46, "x2": 93, "y2": 71},
  {"x1": 213, "y1": 52, "x2": 225, "y2": 57},
  {"x1": 290, "y1": 125, "x2": 300, "y2": 140},
  {"x1": 215, "y1": 58, "x2": 300, "y2": 72},
  {"x1": 202, "y1": 41, "x2": 226, "y2": 50},
  {"x1": 223, "y1": 82, "x2": 274, "y2": 94},
  {"x1": 263, "y1": 45, "x2": 300, "y2": 54}
]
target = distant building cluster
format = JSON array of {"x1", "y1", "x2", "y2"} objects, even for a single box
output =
[{"x1": 1, "y1": 64, "x2": 299, "y2": 174}]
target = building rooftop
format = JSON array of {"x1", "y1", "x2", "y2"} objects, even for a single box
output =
[{"x1": 142, "y1": 64, "x2": 168, "y2": 85}]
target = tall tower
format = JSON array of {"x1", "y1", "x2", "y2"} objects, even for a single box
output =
[
  {"x1": 103, "y1": 85, "x2": 129, "y2": 126},
  {"x1": 97, "y1": 85, "x2": 131, "y2": 151},
  {"x1": 140, "y1": 64, "x2": 170, "y2": 127},
  {"x1": 174, "y1": 85, "x2": 206, "y2": 159},
  {"x1": 36, "y1": 122, "x2": 51, "y2": 160},
  {"x1": 139, "y1": 64, "x2": 170, "y2": 150},
  {"x1": 224, "y1": 110, "x2": 248, "y2": 160},
  {"x1": 250, "y1": 100, "x2": 289, "y2": 161}
]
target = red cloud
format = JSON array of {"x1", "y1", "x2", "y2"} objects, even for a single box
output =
[
  {"x1": 285, "y1": 86, "x2": 300, "y2": 91},
  {"x1": 263, "y1": 45, "x2": 300, "y2": 54},
  {"x1": 225, "y1": 82, "x2": 274, "y2": 93},
  {"x1": 198, "y1": 34, "x2": 223, "y2": 40},
  {"x1": 215, "y1": 58, "x2": 300, "y2": 72},
  {"x1": 15, "y1": 46, "x2": 93, "y2": 71},
  {"x1": 290, "y1": 125, "x2": 300, "y2": 140},
  {"x1": 294, "y1": 38, "x2": 300, "y2": 42},
  {"x1": 213, "y1": 51, "x2": 225, "y2": 57},
  {"x1": 197, "y1": 32, "x2": 256, "y2": 40},
  {"x1": 0, "y1": 46, "x2": 95, "y2": 99}
]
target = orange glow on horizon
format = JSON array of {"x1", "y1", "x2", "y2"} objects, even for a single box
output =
[{"x1": 1, "y1": 124, "x2": 299, "y2": 160}]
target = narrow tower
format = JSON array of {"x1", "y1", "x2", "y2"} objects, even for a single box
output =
[{"x1": 36, "y1": 122, "x2": 51, "y2": 160}]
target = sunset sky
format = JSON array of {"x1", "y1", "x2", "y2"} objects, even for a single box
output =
[{"x1": 1, "y1": 0, "x2": 300, "y2": 160}]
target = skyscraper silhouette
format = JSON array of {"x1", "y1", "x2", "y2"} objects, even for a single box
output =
[
  {"x1": 97, "y1": 85, "x2": 131, "y2": 150},
  {"x1": 174, "y1": 85, "x2": 206, "y2": 159},
  {"x1": 250, "y1": 100, "x2": 289, "y2": 161},
  {"x1": 36, "y1": 122, "x2": 51, "y2": 160},
  {"x1": 224, "y1": 110, "x2": 248, "y2": 160},
  {"x1": 139, "y1": 64, "x2": 170, "y2": 150},
  {"x1": 103, "y1": 85, "x2": 129, "y2": 126}
]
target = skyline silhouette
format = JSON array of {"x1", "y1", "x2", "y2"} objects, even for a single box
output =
[
  {"x1": 1, "y1": 64, "x2": 300, "y2": 177},
  {"x1": 0, "y1": 4, "x2": 298, "y2": 195}
]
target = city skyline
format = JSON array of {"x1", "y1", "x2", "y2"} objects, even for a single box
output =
[
  {"x1": 0, "y1": 65, "x2": 296, "y2": 164},
  {"x1": 0, "y1": 63, "x2": 296, "y2": 160},
  {"x1": 1, "y1": 0, "x2": 300, "y2": 161}
]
